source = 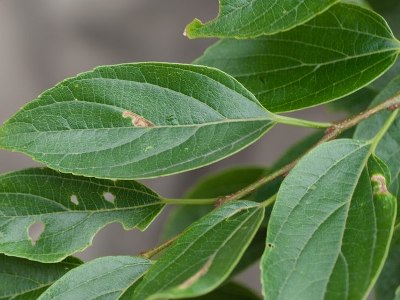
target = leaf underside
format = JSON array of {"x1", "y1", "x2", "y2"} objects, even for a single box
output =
[
  {"x1": 0, "y1": 168, "x2": 163, "y2": 263},
  {"x1": 38, "y1": 256, "x2": 152, "y2": 300},
  {"x1": 261, "y1": 139, "x2": 373, "y2": 299},
  {"x1": 195, "y1": 3, "x2": 400, "y2": 112},
  {"x1": 134, "y1": 201, "x2": 264, "y2": 300},
  {"x1": 0, "y1": 63, "x2": 275, "y2": 179}
]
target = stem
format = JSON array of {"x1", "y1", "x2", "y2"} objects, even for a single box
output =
[
  {"x1": 273, "y1": 115, "x2": 332, "y2": 129},
  {"x1": 161, "y1": 198, "x2": 216, "y2": 205},
  {"x1": 140, "y1": 234, "x2": 180, "y2": 259},
  {"x1": 218, "y1": 93, "x2": 400, "y2": 205},
  {"x1": 371, "y1": 110, "x2": 399, "y2": 154},
  {"x1": 260, "y1": 194, "x2": 278, "y2": 208}
]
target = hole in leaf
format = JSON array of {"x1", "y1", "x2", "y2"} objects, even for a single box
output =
[
  {"x1": 103, "y1": 192, "x2": 116, "y2": 203},
  {"x1": 28, "y1": 221, "x2": 45, "y2": 246},
  {"x1": 70, "y1": 194, "x2": 79, "y2": 205},
  {"x1": 267, "y1": 243, "x2": 275, "y2": 249}
]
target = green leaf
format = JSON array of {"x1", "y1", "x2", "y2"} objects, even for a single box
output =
[
  {"x1": 0, "y1": 255, "x2": 81, "y2": 300},
  {"x1": 134, "y1": 201, "x2": 265, "y2": 299},
  {"x1": 354, "y1": 74, "x2": 400, "y2": 180},
  {"x1": 324, "y1": 155, "x2": 397, "y2": 299},
  {"x1": 261, "y1": 139, "x2": 373, "y2": 299},
  {"x1": 184, "y1": 282, "x2": 261, "y2": 300},
  {"x1": 162, "y1": 167, "x2": 266, "y2": 240},
  {"x1": 327, "y1": 88, "x2": 377, "y2": 115},
  {"x1": 0, "y1": 168, "x2": 163, "y2": 262},
  {"x1": 185, "y1": 0, "x2": 339, "y2": 39},
  {"x1": 195, "y1": 3, "x2": 400, "y2": 112},
  {"x1": 369, "y1": 0, "x2": 400, "y2": 36},
  {"x1": 0, "y1": 63, "x2": 275, "y2": 179},
  {"x1": 38, "y1": 256, "x2": 151, "y2": 300},
  {"x1": 376, "y1": 232, "x2": 400, "y2": 300}
]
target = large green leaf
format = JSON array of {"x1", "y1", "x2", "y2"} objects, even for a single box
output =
[
  {"x1": 185, "y1": 0, "x2": 338, "y2": 39},
  {"x1": 376, "y1": 232, "x2": 400, "y2": 300},
  {"x1": 134, "y1": 201, "x2": 265, "y2": 299},
  {"x1": 261, "y1": 139, "x2": 373, "y2": 299},
  {"x1": 354, "y1": 74, "x2": 400, "y2": 181},
  {"x1": 38, "y1": 256, "x2": 151, "y2": 300},
  {"x1": 0, "y1": 255, "x2": 81, "y2": 300},
  {"x1": 195, "y1": 3, "x2": 400, "y2": 112},
  {"x1": 0, "y1": 63, "x2": 275, "y2": 179},
  {"x1": 325, "y1": 155, "x2": 397, "y2": 299},
  {"x1": 0, "y1": 168, "x2": 163, "y2": 262}
]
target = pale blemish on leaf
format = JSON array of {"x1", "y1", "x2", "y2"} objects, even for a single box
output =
[
  {"x1": 371, "y1": 174, "x2": 389, "y2": 194},
  {"x1": 28, "y1": 221, "x2": 45, "y2": 246},
  {"x1": 103, "y1": 192, "x2": 116, "y2": 204},
  {"x1": 70, "y1": 195, "x2": 79, "y2": 205},
  {"x1": 122, "y1": 110, "x2": 154, "y2": 128},
  {"x1": 178, "y1": 256, "x2": 214, "y2": 289}
]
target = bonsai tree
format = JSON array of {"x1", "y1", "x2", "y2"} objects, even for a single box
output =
[{"x1": 0, "y1": 0, "x2": 400, "y2": 299}]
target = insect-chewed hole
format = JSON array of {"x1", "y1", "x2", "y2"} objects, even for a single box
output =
[
  {"x1": 28, "y1": 221, "x2": 45, "y2": 246},
  {"x1": 70, "y1": 194, "x2": 79, "y2": 205},
  {"x1": 103, "y1": 192, "x2": 116, "y2": 204}
]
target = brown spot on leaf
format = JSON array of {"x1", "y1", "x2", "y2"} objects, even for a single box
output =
[
  {"x1": 122, "y1": 110, "x2": 154, "y2": 128},
  {"x1": 178, "y1": 256, "x2": 214, "y2": 289},
  {"x1": 371, "y1": 174, "x2": 388, "y2": 194},
  {"x1": 28, "y1": 221, "x2": 45, "y2": 246}
]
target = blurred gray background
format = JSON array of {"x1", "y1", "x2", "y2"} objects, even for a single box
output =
[{"x1": 0, "y1": 0, "x2": 339, "y2": 294}]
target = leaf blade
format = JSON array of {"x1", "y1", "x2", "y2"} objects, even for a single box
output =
[
  {"x1": 261, "y1": 139, "x2": 372, "y2": 299},
  {"x1": 0, "y1": 63, "x2": 275, "y2": 179},
  {"x1": 0, "y1": 168, "x2": 163, "y2": 262},
  {"x1": 0, "y1": 255, "x2": 81, "y2": 300},
  {"x1": 185, "y1": 0, "x2": 339, "y2": 38},
  {"x1": 134, "y1": 201, "x2": 265, "y2": 299},
  {"x1": 195, "y1": 3, "x2": 400, "y2": 112},
  {"x1": 38, "y1": 256, "x2": 151, "y2": 300}
]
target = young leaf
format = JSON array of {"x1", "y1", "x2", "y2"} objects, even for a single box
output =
[
  {"x1": 261, "y1": 139, "x2": 372, "y2": 299},
  {"x1": 195, "y1": 3, "x2": 400, "y2": 112},
  {"x1": 0, "y1": 63, "x2": 275, "y2": 179},
  {"x1": 324, "y1": 155, "x2": 397, "y2": 299},
  {"x1": 185, "y1": 282, "x2": 261, "y2": 300},
  {"x1": 376, "y1": 232, "x2": 400, "y2": 300},
  {"x1": 185, "y1": 0, "x2": 338, "y2": 39},
  {"x1": 134, "y1": 201, "x2": 265, "y2": 299},
  {"x1": 0, "y1": 168, "x2": 163, "y2": 263},
  {"x1": 354, "y1": 74, "x2": 400, "y2": 180},
  {"x1": 38, "y1": 256, "x2": 151, "y2": 300},
  {"x1": 0, "y1": 255, "x2": 81, "y2": 299}
]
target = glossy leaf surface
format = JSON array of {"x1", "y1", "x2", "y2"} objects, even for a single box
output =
[
  {"x1": 0, "y1": 63, "x2": 275, "y2": 179},
  {"x1": 38, "y1": 256, "x2": 151, "y2": 300},
  {"x1": 195, "y1": 4, "x2": 400, "y2": 112},
  {"x1": 0, "y1": 168, "x2": 163, "y2": 262},
  {"x1": 262, "y1": 139, "x2": 372, "y2": 299},
  {"x1": 185, "y1": 0, "x2": 338, "y2": 38},
  {"x1": 134, "y1": 201, "x2": 264, "y2": 299},
  {"x1": 0, "y1": 255, "x2": 81, "y2": 300}
]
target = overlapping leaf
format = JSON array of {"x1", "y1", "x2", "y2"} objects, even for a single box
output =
[
  {"x1": 354, "y1": 74, "x2": 400, "y2": 181},
  {"x1": 185, "y1": 0, "x2": 338, "y2": 38},
  {"x1": 0, "y1": 255, "x2": 81, "y2": 299},
  {"x1": 38, "y1": 256, "x2": 151, "y2": 300},
  {"x1": 195, "y1": 3, "x2": 400, "y2": 112},
  {"x1": 0, "y1": 63, "x2": 275, "y2": 179},
  {"x1": 325, "y1": 156, "x2": 397, "y2": 299},
  {"x1": 134, "y1": 201, "x2": 265, "y2": 299},
  {"x1": 0, "y1": 168, "x2": 163, "y2": 262},
  {"x1": 261, "y1": 139, "x2": 373, "y2": 299}
]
